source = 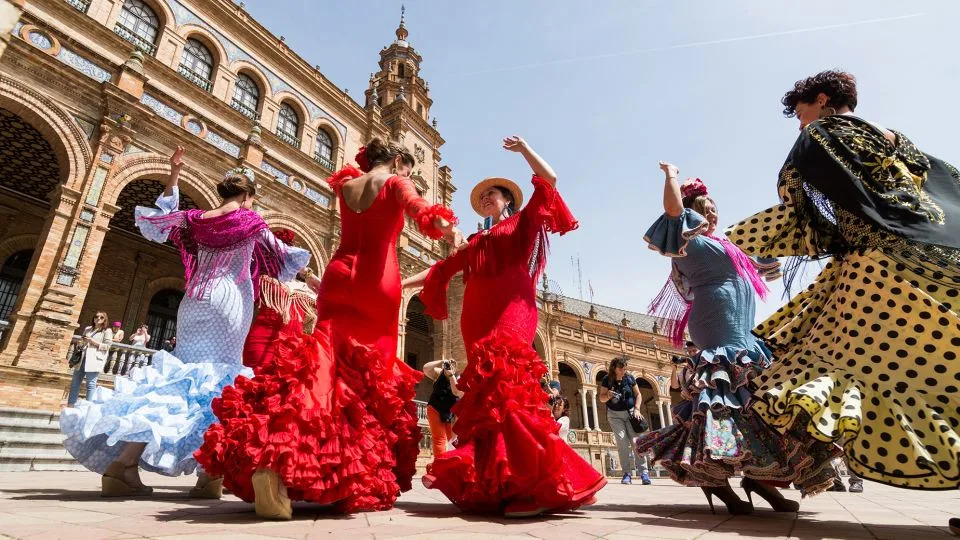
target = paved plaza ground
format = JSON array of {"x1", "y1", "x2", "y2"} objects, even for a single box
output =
[{"x1": 0, "y1": 471, "x2": 957, "y2": 539}]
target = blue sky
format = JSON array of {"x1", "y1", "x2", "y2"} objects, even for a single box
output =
[{"x1": 246, "y1": 0, "x2": 960, "y2": 322}]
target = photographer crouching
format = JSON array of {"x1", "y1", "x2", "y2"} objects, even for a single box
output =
[{"x1": 423, "y1": 359, "x2": 463, "y2": 457}]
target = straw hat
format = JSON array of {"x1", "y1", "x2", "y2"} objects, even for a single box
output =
[{"x1": 469, "y1": 177, "x2": 524, "y2": 216}]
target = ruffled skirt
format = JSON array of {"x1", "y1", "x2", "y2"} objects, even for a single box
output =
[
  {"x1": 423, "y1": 330, "x2": 606, "y2": 514},
  {"x1": 635, "y1": 341, "x2": 839, "y2": 493},
  {"x1": 749, "y1": 250, "x2": 960, "y2": 490},
  {"x1": 60, "y1": 351, "x2": 250, "y2": 476},
  {"x1": 194, "y1": 321, "x2": 422, "y2": 512}
]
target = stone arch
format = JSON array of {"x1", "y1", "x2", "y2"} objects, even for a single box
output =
[
  {"x1": 178, "y1": 25, "x2": 227, "y2": 69},
  {"x1": 230, "y1": 61, "x2": 273, "y2": 101},
  {"x1": 634, "y1": 372, "x2": 664, "y2": 399},
  {"x1": 260, "y1": 213, "x2": 328, "y2": 274},
  {"x1": 120, "y1": 0, "x2": 175, "y2": 35},
  {"x1": 0, "y1": 234, "x2": 40, "y2": 268},
  {"x1": 105, "y1": 154, "x2": 220, "y2": 210},
  {"x1": 136, "y1": 275, "x2": 186, "y2": 324},
  {"x1": 0, "y1": 74, "x2": 92, "y2": 191},
  {"x1": 312, "y1": 119, "x2": 342, "y2": 157},
  {"x1": 557, "y1": 356, "x2": 586, "y2": 383}
]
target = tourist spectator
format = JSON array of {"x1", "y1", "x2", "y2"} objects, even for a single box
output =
[
  {"x1": 548, "y1": 380, "x2": 562, "y2": 398},
  {"x1": 163, "y1": 335, "x2": 176, "y2": 352},
  {"x1": 551, "y1": 396, "x2": 571, "y2": 443},
  {"x1": 111, "y1": 321, "x2": 125, "y2": 343},
  {"x1": 129, "y1": 324, "x2": 150, "y2": 348},
  {"x1": 66, "y1": 311, "x2": 113, "y2": 406},
  {"x1": 423, "y1": 359, "x2": 463, "y2": 456},
  {"x1": 599, "y1": 356, "x2": 651, "y2": 485}
]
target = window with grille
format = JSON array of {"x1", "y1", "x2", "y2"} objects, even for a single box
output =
[
  {"x1": 276, "y1": 103, "x2": 300, "y2": 146},
  {"x1": 315, "y1": 129, "x2": 334, "y2": 168},
  {"x1": 180, "y1": 38, "x2": 214, "y2": 83},
  {"x1": 232, "y1": 73, "x2": 260, "y2": 119},
  {"x1": 116, "y1": 0, "x2": 159, "y2": 51},
  {"x1": 0, "y1": 250, "x2": 32, "y2": 321}
]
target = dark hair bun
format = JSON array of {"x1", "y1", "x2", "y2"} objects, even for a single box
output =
[
  {"x1": 217, "y1": 174, "x2": 256, "y2": 200},
  {"x1": 363, "y1": 137, "x2": 416, "y2": 169},
  {"x1": 782, "y1": 70, "x2": 858, "y2": 117}
]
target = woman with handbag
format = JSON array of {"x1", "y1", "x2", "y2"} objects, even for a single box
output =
[
  {"x1": 599, "y1": 357, "x2": 650, "y2": 485},
  {"x1": 66, "y1": 312, "x2": 113, "y2": 406}
]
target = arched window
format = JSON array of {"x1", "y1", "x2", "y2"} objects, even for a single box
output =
[
  {"x1": 231, "y1": 73, "x2": 260, "y2": 119},
  {"x1": 146, "y1": 289, "x2": 183, "y2": 350},
  {"x1": 0, "y1": 250, "x2": 33, "y2": 321},
  {"x1": 179, "y1": 38, "x2": 214, "y2": 92},
  {"x1": 115, "y1": 0, "x2": 159, "y2": 56},
  {"x1": 276, "y1": 103, "x2": 300, "y2": 148},
  {"x1": 314, "y1": 129, "x2": 334, "y2": 170}
]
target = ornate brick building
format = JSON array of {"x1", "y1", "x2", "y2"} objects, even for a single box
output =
[{"x1": 0, "y1": 0, "x2": 456, "y2": 410}]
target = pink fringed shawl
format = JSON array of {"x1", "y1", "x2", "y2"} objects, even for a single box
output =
[
  {"x1": 650, "y1": 233, "x2": 769, "y2": 347},
  {"x1": 140, "y1": 208, "x2": 283, "y2": 299}
]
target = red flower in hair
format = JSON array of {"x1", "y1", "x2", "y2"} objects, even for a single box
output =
[
  {"x1": 274, "y1": 228, "x2": 296, "y2": 246},
  {"x1": 680, "y1": 178, "x2": 708, "y2": 199},
  {"x1": 355, "y1": 146, "x2": 371, "y2": 172}
]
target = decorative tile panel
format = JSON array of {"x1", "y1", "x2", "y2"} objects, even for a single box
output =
[
  {"x1": 304, "y1": 187, "x2": 330, "y2": 206},
  {"x1": 186, "y1": 119, "x2": 203, "y2": 136},
  {"x1": 62, "y1": 224, "x2": 90, "y2": 268},
  {"x1": 260, "y1": 161, "x2": 288, "y2": 185},
  {"x1": 204, "y1": 130, "x2": 240, "y2": 157},
  {"x1": 99, "y1": 153, "x2": 114, "y2": 164},
  {"x1": 79, "y1": 209, "x2": 94, "y2": 223},
  {"x1": 73, "y1": 116, "x2": 96, "y2": 139},
  {"x1": 27, "y1": 31, "x2": 53, "y2": 49},
  {"x1": 84, "y1": 166, "x2": 108, "y2": 206},
  {"x1": 56, "y1": 47, "x2": 112, "y2": 83},
  {"x1": 141, "y1": 93, "x2": 184, "y2": 125}
]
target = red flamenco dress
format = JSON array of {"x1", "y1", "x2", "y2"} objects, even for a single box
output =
[
  {"x1": 197, "y1": 165, "x2": 456, "y2": 512},
  {"x1": 420, "y1": 175, "x2": 607, "y2": 514}
]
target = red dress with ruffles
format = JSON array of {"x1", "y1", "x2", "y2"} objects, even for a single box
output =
[
  {"x1": 420, "y1": 175, "x2": 606, "y2": 514},
  {"x1": 196, "y1": 166, "x2": 456, "y2": 512}
]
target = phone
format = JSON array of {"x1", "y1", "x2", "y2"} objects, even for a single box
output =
[
  {"x1": 482, "y1": 215, "x2": 493, "y2": 230},
  {"x1": 442, "y1": 360, "x2": 452, "y2": 371}
]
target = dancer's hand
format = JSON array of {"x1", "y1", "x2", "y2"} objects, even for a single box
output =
[
  {"x1": 170, "y1": 146, "x2": 185, "y2": 169},
  {"x1": 443, "y1": 226, "x2": 464, "y2": 249},
  {"x1": 659, "y1": 161, "x2": 678, "y2": 180},
  {"x1": 502, "y1": 135, "x2": 527, "y2": 153}
]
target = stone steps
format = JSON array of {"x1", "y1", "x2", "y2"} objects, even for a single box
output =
[{"x1": 0, "y1": 407, "x2": 80, "y2": 472}]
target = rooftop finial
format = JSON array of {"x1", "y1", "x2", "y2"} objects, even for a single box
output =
[{"x1": 395, "y1": 4, "x2": 409, "y2": 42}]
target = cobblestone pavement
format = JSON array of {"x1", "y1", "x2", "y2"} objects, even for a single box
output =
[{"x1": 0, "y1": 471, "x2": 957, "y2": 539}]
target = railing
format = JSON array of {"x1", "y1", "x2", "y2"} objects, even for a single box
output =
[
  {"x1": 313, "y1": 152, "x2": 336, "y2": 172},
  {"x1": 276, "y1": 130, "x2": 301, "y2": 149},
  {"x1": 0, "y1": 319, "x2": 8, "y2": 348},
  {"x1": 178, "y1": 65, "x2": 213, "y2": 92},
  {"x1": 231, "y1": 97, "x2": 258, "y2": 120},
  {"x1": 570, "y1": 428, "x2": 617, "y2": 447},
  {"x1": 66, "y1": 335, "x2": 158, "y2": 377},
  {"x1": 113, "y1": 24, "x2": 157, "y2": 56},
  {"x1": 64, "y1": 0, "x2": 91, "y2": 12}
]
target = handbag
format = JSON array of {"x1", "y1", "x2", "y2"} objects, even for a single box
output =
[
  {"x1": 68, "y1": 346, "x2": 83, "y2": 369},
  {"x1": 630, "y1": 413, "x2": 649, "y2": 434}
]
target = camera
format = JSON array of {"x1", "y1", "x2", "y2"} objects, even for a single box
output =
[
  {"x1": 442, "y1": 360, "x2": 452, "y2": 371},
  {"x1": 609, "y1": 390, "x2": 622, "y2": 404}
]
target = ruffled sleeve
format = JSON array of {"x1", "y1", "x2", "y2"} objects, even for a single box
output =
[
  {"x1": 523, "y1": 175, "x2": 578, "y2": 235},
  {"x1": 134, "y1": 187, "x2": 182, "y2": 243},
  {"x1": 326, "y1": 165, "x2": 362, "y2": 192},
  {"x1": 643, "y1": 208, "x2": 710, "y2": 257},
  {"x1": 419, "y1": 248, "x2": 468, "y2": 320},
  {"x1": 256, "y1": 228, "x2": 311, "y2": 283},
  {"x1": 391, "y1": 176, "x2": 458, "y2": 240}
]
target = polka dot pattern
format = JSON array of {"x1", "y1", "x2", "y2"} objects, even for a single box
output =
[{"x1": 728, "y1": 199, "x2": 960, "y2": 490}]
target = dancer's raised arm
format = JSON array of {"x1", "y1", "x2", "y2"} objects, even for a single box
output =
[
  {"x1": 504, "y1": 135, "x2": 556, "y2": 186},
  {"x1": 165, "y1": 146, "x2": 184, "y2": 197},
  {"x1": 659, "y1": 161, "x2": 683, "y2": 217}
]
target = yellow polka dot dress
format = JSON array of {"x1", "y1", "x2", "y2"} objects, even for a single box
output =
[{"x1": 727, "y1": 115, "x2": 960, "y2": 490}]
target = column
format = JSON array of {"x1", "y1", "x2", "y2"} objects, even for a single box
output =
[
  {"x1": 664, "y1": 400, "x2": 673, "y2": 426},
  {"x1": 656, "y1": 400, "x2": 666, "y2": 429},
  {"x1": 590, "y1": 388, "x2": 601, "y2": 431},
  {"x1": 579, "y1": 388, "x2": 589, "y2": 431}
]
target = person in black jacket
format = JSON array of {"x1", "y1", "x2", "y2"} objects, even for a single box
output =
[{"x1": 423, "y1": 359, "x2": 463, "y2": 457}]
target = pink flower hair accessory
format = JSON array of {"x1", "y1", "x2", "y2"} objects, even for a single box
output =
[
  {"x1": 355, "y1": 146, "x2": 371, "y2": 172},
  {"x1": 680, "y1": 178, "x2": 708, "y2": 200}
]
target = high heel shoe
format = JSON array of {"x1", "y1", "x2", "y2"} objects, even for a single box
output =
[
  {"x1": 701, "y1": 486, "x2": 754, "y2": 515},
  {"x1": 102, "y1": 462, "x2": 153, "y2": 497},
  {"x1": 252, "y1": 468, "x2": 293, "y2": 520},
  {"x1": 742, "y1": 478, "x2": 800, "y2": 512},
  {"x1": 189, "y1": 473, "x2": 223, "y2": 499}
]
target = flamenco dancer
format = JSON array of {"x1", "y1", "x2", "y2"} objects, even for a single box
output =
[
  {"x1": 403, "y1": 136, "x2": 606, "y2": 517},
  {"x1": 637, "y1": 164, "x2": 839, "y2": 514},
  {"x1": 725, "y1": 70, "x2": 960, "y2": 530},
  {"x1": 196, "y1": 139, "x2": 459, "y2": 519},
  {"x1": 60, "y1": 147, "x2": 310, "y2": 497},
  {"x1": 240, "y1": 228, "x2": 318, "y2": 371}
]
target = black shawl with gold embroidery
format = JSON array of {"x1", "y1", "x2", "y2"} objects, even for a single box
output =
[{"x1": 789, "y1": 115, "x2": 960, "y2": 251}]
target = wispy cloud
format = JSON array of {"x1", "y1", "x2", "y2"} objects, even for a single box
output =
[{"x1": 451, "y1": 12, "x2": 925, "y2": 77}]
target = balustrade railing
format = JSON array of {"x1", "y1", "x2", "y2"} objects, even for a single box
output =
[
  {"x1": 65, "y1": 0, "x2": 91, "y2": 12},
  {"x1": 313, "y1": 152, "x2": 336, "y2": 172},
  {"x1": 231, "y1": 97, "x2": 258, "y2": 120},
  {"x1": 276, "y1": 130, "x2": 301, "y2": 149},
  {"x1": 570, "y1": 428, "x2": 616, "y2": 447},
  {"x1": 113, "y1": 24, "x2": 158, "y2": 56},
  {"x1": 66, "y1": 335, "x2": 158, "y2": 377},
  {"x1": 178, "y1": 64, "x2": 213, "y2": 92}
]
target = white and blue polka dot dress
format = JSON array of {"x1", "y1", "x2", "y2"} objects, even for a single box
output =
[{"x1": 60, "y1": 189, "x2": 309, "y2": 476}]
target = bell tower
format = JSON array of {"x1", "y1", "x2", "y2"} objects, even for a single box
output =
[{"x1": 364, "y1": 5, "x2": 433, "y2": 123}]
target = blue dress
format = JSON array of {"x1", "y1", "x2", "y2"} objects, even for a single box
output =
[
  {"x1": 634, "y1": 209, "x2": 838, "y2": 491},
  {"x1": 60, "y1": 188, "x2": 310, "y2": 476}
]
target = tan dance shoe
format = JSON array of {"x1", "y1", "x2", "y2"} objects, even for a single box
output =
[
  {"x1": 101, "y1": 462, "x2": 153, "y2": 497},
  {"x1": 252, "y1": 468, "x2": 292, "y2": 520},
  {"x1": 189, "y1": 472, "x2": 224, "y2": 499}
]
